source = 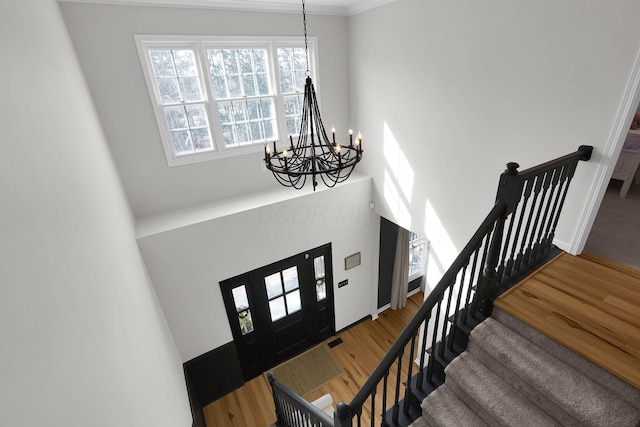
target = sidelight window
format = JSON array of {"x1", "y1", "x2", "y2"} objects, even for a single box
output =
[
  {"x1": 231, "y1": 285, "x2": 254, "y2": 335},
  {"x1": 313, "y1": 255, "x2": 327, "y2": 301}
]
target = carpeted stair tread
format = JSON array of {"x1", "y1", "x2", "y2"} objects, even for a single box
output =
[
  {"x1": 470, "y1": 316, "x2": 640, "y2": 427},
  {"x1": 467, "y1": 339, "x2": 581, "y2": 426},
  {"x1": 492, "y1": 307, "x2": 640, "y2": 412},
  {"x1": 412, "y1": 384, "x2": 488, "y2": 427},
  {"x1": 444, "y1": 352, "x2": 561, "y2": 426}
]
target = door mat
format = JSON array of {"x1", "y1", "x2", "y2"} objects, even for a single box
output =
[{"x1": 266, "y1": 344, "x2": 343, "y2": 396}]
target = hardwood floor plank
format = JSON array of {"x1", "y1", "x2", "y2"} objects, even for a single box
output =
[
  {"x1": 543, "y1": 257, "x2": 640, "y2": 304},
  {"x1": 580, "y1": 251, "x2": 640, "y2": 280},
  {"x1": 544, "y1": 312, "x2": 640, "y2": 385},
  {"x1": 527, "y1": 278, "x2": 634, "y2": 346},
  {"x1": 602, "y1": 294, "x2": 640, "y2": 327}
]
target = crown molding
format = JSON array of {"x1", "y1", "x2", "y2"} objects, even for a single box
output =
[
  {"x1": 346, "y1": 0, "x2": 394, "y2": 15},
  {"x1": 58, "y1": 0, "x2": 395, "y2": 16}
]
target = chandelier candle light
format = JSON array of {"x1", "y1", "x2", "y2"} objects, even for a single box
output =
[{"x1": 264, "y1": 0, "x2": 363, "y2": 190}]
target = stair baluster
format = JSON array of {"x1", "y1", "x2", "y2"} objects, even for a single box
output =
[{"x1": 269, "y1": 146, "x2": 593, "y2": 427}]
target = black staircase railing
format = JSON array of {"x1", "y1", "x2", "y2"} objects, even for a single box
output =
[
  {"x1": 269, "y1": 372, "x2": 334, "y2": 427},
  {"x1": 270, "y1": 146, "x2": 593, "y2": 427}
]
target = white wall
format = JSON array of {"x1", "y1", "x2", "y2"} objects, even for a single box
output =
[
  {"x1": 349, "y1": 0, "x2": 640, "y2": 282},
  {"x1": 0, "y1": 1, "x2": 191, "y2": 425},
  {"x1": 137, "y1": 176, "x2": 375, "y2": 362},
  {"x1": 60, "y1": 3, "x2": 350, "y2": 219}
]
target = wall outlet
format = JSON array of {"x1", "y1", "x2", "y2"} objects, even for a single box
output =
[{"x1": 338, "y1": 279, "x2": 348, "y2": 288}]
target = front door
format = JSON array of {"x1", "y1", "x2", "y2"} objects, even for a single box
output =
[{"x1": 220, "y1": 243, "x2": 335, "y2": 381}]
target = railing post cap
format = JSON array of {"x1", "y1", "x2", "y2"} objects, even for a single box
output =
[
  {"x1": 335, "y1": 401, "x2": 351, "y2": 421},
  {"x1": 578, "y1": 145, "x2": 594, "y2": 161},
  {"x1": 505, "y1": 162, "x2": 520, "y2": 175}
]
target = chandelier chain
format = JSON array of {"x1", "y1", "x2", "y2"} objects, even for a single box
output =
[{"x1": 302, "y1": 0, "x2": 310, "y2": 76}]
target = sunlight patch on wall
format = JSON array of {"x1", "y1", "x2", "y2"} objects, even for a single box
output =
[
  {"x1": 382, "y1": 121, "x2": 414, "y2": 229},
  {"x1": 383, "y1": 170, "x2": 411, "y2": 228},
  {"x1": 423, "y1": 198, "x2": 458, "y2": 287},
  {"x1": 384, "y1": 122, "x2": 415, "y2": 203}
]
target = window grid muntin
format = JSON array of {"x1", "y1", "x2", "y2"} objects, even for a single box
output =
[
  {"x1": 136, "y1": 36, "x2": 317, "y2": 166},
  {"x1": 278, "y1": 47, "x2": 308, "y2": 137},
  {"x1": 147, "y1": 46, "x2": 215, "y2": 157},
  {"x1": 265, "y1": 266, "x2": 301, "y2": 322},
  {"x1": 217, "y1": 98, "x2": 276, "y2": 147},
  {"x1": 206, "y1": 46, "x2": 278, "y2": 148}
]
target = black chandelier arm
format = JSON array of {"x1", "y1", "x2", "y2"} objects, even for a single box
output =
[{"x1": 270, "y1": 169, "x2": 306, "y2": 189}]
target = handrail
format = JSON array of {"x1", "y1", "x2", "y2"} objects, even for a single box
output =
[
  {"x1": 343, "y1": 202, "x2": 506, "y2": 414},
  {"x1": 496, "y1": 145, "x2": 593, "y2": 216},
  {"x1": 269, "y1": 146, "x2": 593, "y2": 427},
  {"x1": 269, "y1": 372, "x2": 334, "y2": 427}
]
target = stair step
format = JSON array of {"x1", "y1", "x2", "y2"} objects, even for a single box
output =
[
  {"x1": 492, "y1": 307, "x2": 640, "y2": 413},
  {"x1": 384, "y1": 393, "x2": 423, "y2": 427},
  {"x1": 407, "y1": 368, "x2": 443, "y2": 402},
  {"x1": 447, "y1": 307, "x2": 483, "y2": 335},
  {"x1": 469, "y1": 316, "x2": 640, "y2": 427},
  {"x1": 445, "y1": 352, "x2": 561, "y2": 426},
  {"x1": 414, "y1": 384, "x2": 488, "y2": 427}
]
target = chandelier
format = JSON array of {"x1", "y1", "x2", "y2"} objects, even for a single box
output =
[{"x1": 264, "y1": 0, "x2": 363, "y2": 191}]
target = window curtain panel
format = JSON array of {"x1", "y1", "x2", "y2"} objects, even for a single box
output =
[{"x1": 390, "y1": 227, "x2": 410, "y2": 310}]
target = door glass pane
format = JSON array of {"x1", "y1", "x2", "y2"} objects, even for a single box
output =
[
  {"x1": 238, "y1": 309, "x2": 254, "y2": 335},
  {"x1": 265, "y1": 272, "x2": 283, "y2": 299},
  {"x1": 232, "y1": 285, "x2": 254, "y2": 335},
  {"x1": 313, "y1": 256, "x2": 325, "y2": 280},
  {"x1": 286, "y1": 290, "x2": 301, "y2": 314},
  {"x1": 269, "y1": 296, "x2": 286, "y2": 322},
  {"x1": 316, "y1": 279, "x2": 326, "y2": 302},
  {"x1": 282, "y1": 266, "x2": 299, "y2": 292}
]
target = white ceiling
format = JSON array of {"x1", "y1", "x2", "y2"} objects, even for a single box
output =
[{"x1": 58, "y1": 0, "x2": 395, "y2": 16}]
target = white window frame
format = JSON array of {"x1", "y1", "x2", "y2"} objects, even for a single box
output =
[
  {"x1": 135, "y1": 35, "x2": 319, "y2": 167},
  {"x1": 408, "y1": 232, "x2": 427, "y2": 282}
]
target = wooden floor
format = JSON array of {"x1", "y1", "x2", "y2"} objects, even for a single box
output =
[
  {"x1": 203, "y1": 292, "x2": 424, "y2": 427},
  {"x1": 495, "y1": 251, "x2": 640, "y2": 388},
  {"x1": 204, "y1": 252, "x2": 640, "y2": 426}
]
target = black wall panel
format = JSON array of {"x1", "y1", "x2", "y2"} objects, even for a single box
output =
[{"x1": 184, "y1": 342, "x2": 244, "y2": 410}]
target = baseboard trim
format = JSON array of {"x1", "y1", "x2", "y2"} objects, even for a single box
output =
[{"x1": 335, "y1": 315, "x2": 371, "y2": 335}]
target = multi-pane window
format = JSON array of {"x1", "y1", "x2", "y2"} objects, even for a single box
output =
[
  {"x1": 278, "y1": 47, "x2": 308, "y2": 136},
  {"x1": 265, "y1": 267, "x2": 302, "y2": 322},
  {"x1": 409, "y1": 232, "x2": 427, "y2": 280},
  {"x1": 148, "y1": 48, "x2": 213, "y2": 156},
  {"x1": 207, "y1": 48, "x2": 277, "y2": 147},
  {"x1": 136, "y1": 36, "x2": 317, "y2": 166}
]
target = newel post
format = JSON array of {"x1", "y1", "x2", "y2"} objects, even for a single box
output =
[
  {"x1": 268, "y1": 372, "x2": 284, "y2": 426},
  {"x1": 334, "y1": 401, "x2": 353, "y2": 427},
  {"x1": 476, "y1": 162, "x2": 519, "y2": 316}
]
